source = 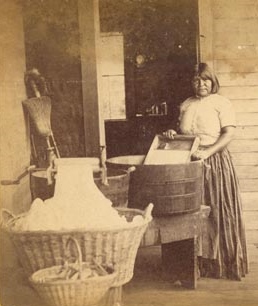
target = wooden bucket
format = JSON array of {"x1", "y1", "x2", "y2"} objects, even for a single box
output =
[
  {"x1": 106, "y1": 155, "x2": 203, "y2": 216},
  {"x1": 106, "y1": 155, "x2": 145, "y2": 171},
  {"x1": 30, "y1": 170, "x2": 54, "y2": 201},
  {"x1": 30, "y1": 168, "x2": 130, "y2": 207},
  {"x1": 93, "y1": 168, "x2": 130, "y2": 207}
]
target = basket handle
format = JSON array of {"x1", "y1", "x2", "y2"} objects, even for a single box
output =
[
  {"x1": 1, "y1": 208, "x2": 16, "y2": 227},
  {"x1": 65, "y1": 237, "x2": 109, "y2": 279},
  {"x1": 1, "y1": 209, "x2": 27, "y2": 229},
  {"x1": 1, "y1": 208, "x2": 15, "y2": 221},
  {"x1": 65, "y1": 237, "x2": 83, "y2": 280}
]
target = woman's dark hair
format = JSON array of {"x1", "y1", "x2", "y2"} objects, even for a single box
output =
[{"x1": 193, "y1": 62, "x2": 220, "y2": 94}]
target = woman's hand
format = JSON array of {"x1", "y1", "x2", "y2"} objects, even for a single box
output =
[
  {"x1": 163, "y1": 129, "x2": 177, "y2": 139},
  {"x1": 191, "y1": 149, "x2": 211, "y2": 160},
  {"x1": 192, "y1": 126, "x2": 235, "y2": 160}
]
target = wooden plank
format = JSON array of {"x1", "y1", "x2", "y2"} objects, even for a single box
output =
[
  {"x1": 214, "y1": 30, "x2": 258, "y2": 47},
  {"x1": 235, "y1": 126, "x2": 258, "y2": 139},
  {"x1": 236, "y1": 113, "x2": 258, "y2": 126},
  {"x1": 231, "y1": 152, "x2": 258, "y2": 165},
  {"x1": 239, "y1": 178, "x2": 258, "y2": 192},
  {"x1": 214, "y1": 0, "x2": 258, "y2": 5},
  {"x1": 247, "y1": 244, "x2": 258, "y2": 264},
  {"x1": 243, "y1": 211, "x2": 258, "y2": 230},
  {"x1": 213, "y1": 2, "x2": 258, "y2": 19},
  {"x1": 228, "y1": 140, "x2": 258, "y2": 152},
  {"x1": 143, "y1": 135, "x2": 200, "y2": 165},
  {"x1": 94, "y1": 0, "x2": 107, "y2": 153},
  {"x1": 214, "y1": 18, "x2": 258, "y2": 34},
  {"x1": 215, "y1": 46, "x2": 258, "y2": 61},
  {"x1": 232, "y1": 100, "x2": 258, "y2": 113},
  {"x1": 235, "y1": 165, "x2": 258, "y2": 179},
  {"x1": 241, "y1": 192, "x2": 258, "y2": 211},
  {"x1": 217, "y1": 73, "x2": 258, "y2": 87},
  {"x1": 246, "y1": 230, "x2": 258, "y2": 244},
  {"x1": 78, "y1": 0, "x2": 101, "y2": 156},
  {"x1": 215, "y1": 59, "x2": 258, "y2": 73},
  {"x1": 220, "y1": 86, "x2": 258, "y2": 100}
]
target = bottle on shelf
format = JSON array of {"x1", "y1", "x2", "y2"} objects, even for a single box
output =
[{"x1": 161, "y1": 102, "x2": 168, "y2": 115}]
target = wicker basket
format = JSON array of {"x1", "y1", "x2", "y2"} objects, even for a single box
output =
[
  {"x1": 29, "y1": 237, "x2": 117, "y2": 306},
  {"x1": 2, "y1": 205, "x2": 153, "y2": 287}
]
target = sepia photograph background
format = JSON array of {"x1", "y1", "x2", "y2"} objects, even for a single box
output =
[{"x1": 0, "y1": 0, "x2": 258, "y2": 305}]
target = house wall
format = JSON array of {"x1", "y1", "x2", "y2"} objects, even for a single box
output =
[
  {"x1": 0, "y1": 0, "x2": 31, "y2": 268},
  {"x1": 22, "y1": 0, "x2": 85, "y2": 163},
  {"x1": 0, "y1": 1, "x2": 31, "y2": 213},
  {"x1": 199, "y1": 0, "x2": 258, "y2": 263}
]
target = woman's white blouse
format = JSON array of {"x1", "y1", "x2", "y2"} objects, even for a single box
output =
[{"x1": 179, "y1": 94, "x2": 236, "y2": 146}]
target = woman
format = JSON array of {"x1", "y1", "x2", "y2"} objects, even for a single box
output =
[{"x1": 164, "y1": 63, "x2": 248, "y2": 280}]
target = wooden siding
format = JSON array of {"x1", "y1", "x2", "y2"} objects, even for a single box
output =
[
  {"x1": 199, "y1": 0, "x2": 258, "y2": 254},
  {"x1": 239, "y1": 180, "x2": 258, "y2": 192},
  {"x1": 229, "y1": 139, "x2": 258, "y2": 152},
  {"x1": 236, "y1": 113, "x2": 258, "y2": 126},
  {"x1": 212, "y1": 0, "x2": 258, "y2": 19},
  {"x1": 232, "y1": 153, "x2": 258, "y2": 165},
  {"x1": 235, "y1": 126, "x2": 258, "y2": 139},
  {"x1": 232, "y1": 100, "x2": 258, "y2": 113},
  {"x1": 215, "y1": 59, "x2": 258, "y2": 74},
  {"x1": 242, "y1": 192, "x2": 258, "y2": 211},
  {"x1": 215, "y1": 45, "x2": 258, "y2": 60}
]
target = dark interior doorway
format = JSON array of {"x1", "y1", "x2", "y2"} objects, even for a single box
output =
[
  {"x1": 100, "y1": 0, "x2": 199, "y2": 157},
  {"x1": 100, "y1": 0, "x2": 199, "y2": 119}
]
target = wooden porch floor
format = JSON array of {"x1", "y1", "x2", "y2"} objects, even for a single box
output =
[
  {"x1": 0, "y1": 245, "x2": 257, "y2": 306},
  {"x1": 123, "y1": 246, "x2": 258, "y2": 306}
]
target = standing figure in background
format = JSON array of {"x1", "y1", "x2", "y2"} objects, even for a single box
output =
[{"x1": 164, "y1": 62, "x2": 248, "y2": 280}]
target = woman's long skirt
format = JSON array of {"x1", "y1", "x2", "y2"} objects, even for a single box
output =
[{"x1": 199, "y1": 148, "x2": 248, "y2": 280}]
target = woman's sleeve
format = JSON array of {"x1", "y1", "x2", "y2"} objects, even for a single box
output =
[
  {"x1": 178, "y1": 104, "x2": 183, "y2": 122},
  {"x1": 219, "y1": 98, "x2": 236, "y2": 128},
  {"x1": 178, "y1": 99, "x2": 189, "y2": 122}
]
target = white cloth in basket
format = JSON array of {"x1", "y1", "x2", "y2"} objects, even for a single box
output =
[{"x1": 13, "y1": 161, "x2": 144, "y2": 231}]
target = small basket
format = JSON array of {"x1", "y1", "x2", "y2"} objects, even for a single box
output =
[
  {"x1": 2, "y1": 204, "x2": 153, "y2": 286},
  {"x1": 29, "y1": 237, "x2": 116, "y2": 306}
]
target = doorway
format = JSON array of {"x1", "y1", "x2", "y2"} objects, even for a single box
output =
[{"x1": 100, "y1": 0, "x2": 199, "y2": 157}]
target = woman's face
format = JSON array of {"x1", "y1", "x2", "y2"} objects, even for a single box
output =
[{"x1": 192, "y1": 75, "x2": 212, "y2": 97}]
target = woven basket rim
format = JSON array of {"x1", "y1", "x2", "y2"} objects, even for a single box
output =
[
  {"x1": 6, "y1": 220, "x2": 149, "y2": 234},
  {"x1": 29, "y1": 264, "x2": 117, "y2": 286},
  {"x1": 2, "y1": 207, "x2": 151, "y2": 234}
]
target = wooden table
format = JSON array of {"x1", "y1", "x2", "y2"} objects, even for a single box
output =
[
  {"x1": 140, "y1": 205, "x2": 210, "y2": 289},
  {"x1": 99, "y1": 206, "x2": 210, "y2": 305}
]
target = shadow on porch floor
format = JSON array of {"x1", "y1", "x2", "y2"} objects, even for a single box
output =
[
  {"x1": 0, "y1": 245, "x2": 257, "y2": 306},
  {"x1": 123, "y1": 246, "x2": 258, "y2": 306}
]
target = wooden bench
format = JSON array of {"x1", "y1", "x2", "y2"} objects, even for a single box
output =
[{"x1": 140, "y1": 205, "x2": 211, "y2": 289}]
